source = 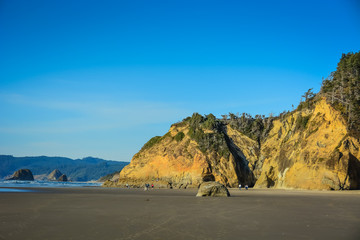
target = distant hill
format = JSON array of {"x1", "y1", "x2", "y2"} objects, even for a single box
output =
[{"x1": 0, "y1": 155, "x2": 128, "y2": 181}]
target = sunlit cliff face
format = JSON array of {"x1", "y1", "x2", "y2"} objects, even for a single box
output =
[
  {"x1": 254, "y1": 98, "x2": 360, "y2": 190},
  {"x1": 104, "y1": 98, "x2": 360, "y2": 190}
]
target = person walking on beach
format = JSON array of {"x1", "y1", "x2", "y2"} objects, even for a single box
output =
[{"x1": 245, "y1": 185, "x2": 248, "y2": 190}]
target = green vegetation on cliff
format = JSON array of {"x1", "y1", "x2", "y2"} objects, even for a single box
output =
[
  {"x1": 140, "y1": 136, "x2": 163, "y2": 151},
  {"x1": 321, "y1": 52, "x2": 360, "y2": 137},
  {"x1": 223, "y1": 113, "x2": 274, "y2": 145},
  {"x1": 170, "y1": 52, "x2": 360, "y2": 159},
  {"x1": 295, "y1": 114, "x2": 312, "y2": 132},
  {"x1": 174, "y1": 132, "x2": 185, "y2": 142},
  {"x1": 185, "y1": 113, "x2": 230, "y2": 158}
]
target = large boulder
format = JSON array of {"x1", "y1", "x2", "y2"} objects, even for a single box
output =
[
  {"x1": 8, "y1": 169, "x2": 34, "y2": 181},
  {"x1": 48, "y1": 169, "x2": 63, "y2": 181},
  {"x1": 196, "y1": 181, "x2": 230, "y2": 197}
]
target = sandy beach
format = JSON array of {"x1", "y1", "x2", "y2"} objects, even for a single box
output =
[{"x1": 0, "y1": 187, "x2": 359, "y2": 240}]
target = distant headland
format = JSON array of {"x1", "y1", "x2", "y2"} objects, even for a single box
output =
[{"x1": 0, "y1": 155, "x2": 128, "y2": 182}]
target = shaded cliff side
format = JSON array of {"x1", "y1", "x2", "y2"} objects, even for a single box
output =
[{"x1": 104, "y1": 52, "x2": 360, "y2": 190}]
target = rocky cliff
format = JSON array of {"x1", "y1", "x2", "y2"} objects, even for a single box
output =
[
  {"x1": 104, "y1": 98, "x2": 359, "y2": 190},
  {"x1": 104, "y1": 52, "x2": 360, "y2": 190},
  {"x1": 7, "y1": 169, "x2": 34, "y2": 181},
  {"x1": 48, "y1": 170, "x2": 68, "y2": 182},
  {"x1": 48, "y1": 169, "x2": 63, "y2": 181},
  {"x1": 106, "y1": 114, "x2": 255, "y2": 189},
  {"x1": 57, "y1": 174, "x2": 68, "y2": 182},
  {"x1": 253, "y1": 98, "x2": 360, "y2": 190}
]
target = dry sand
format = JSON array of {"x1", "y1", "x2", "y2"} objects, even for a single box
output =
[{"x1": 0, "y1": 187, "x2": 359, "y2": 240}]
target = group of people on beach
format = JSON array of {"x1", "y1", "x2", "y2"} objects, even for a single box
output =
[
  {"x1": 124, "y1": 183, "x2": 156, "y2": 190},
  {"x1": 144, "y1": 183, "x2": 154, "y2": 191},
  {"x1": 238, "y1": 184, "x2": 248, "y2": 190}
]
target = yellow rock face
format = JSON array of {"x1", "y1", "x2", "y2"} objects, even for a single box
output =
[
  {"x1": 104, "y1": 98, "x2": 360, "y2": 190},
  {"x1": 111, "y1": 123, "x2": 255, "y2": 188},
  {"x1": 255, "y1": 98, "x2": 360, "y2": 190},
  {"x1": 116, "y1": 126, "x2": 207, "y2": 188}
]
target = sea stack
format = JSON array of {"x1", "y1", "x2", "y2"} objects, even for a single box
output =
[
  {"x1": 48, "y1": 169, "x2": 63, "y2": 181},
  {"x1": 57, "y1": 174, "x2": 68, "y2": 182},
  {"x1": 8, "y1": 169, "x2": 34, "y2": 181}
]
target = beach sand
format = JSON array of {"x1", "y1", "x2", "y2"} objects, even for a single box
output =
[{"x1": 0, "y1": 187, "x2": 359, "y2": 240}]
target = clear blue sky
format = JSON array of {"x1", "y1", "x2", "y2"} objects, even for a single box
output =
[{"x1": 0, "y1": 0, "x2": 359, "y2": 161}]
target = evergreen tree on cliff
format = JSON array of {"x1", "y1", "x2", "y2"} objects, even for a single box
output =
[{"x1": 321, "y1": 51, "x2": 360, "y2": 137}]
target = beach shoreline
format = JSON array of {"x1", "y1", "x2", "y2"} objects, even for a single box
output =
[{"x1": 1, "y1": 187, "x2": 359, "y2": 240}]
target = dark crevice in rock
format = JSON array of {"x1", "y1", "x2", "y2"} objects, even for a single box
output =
[
  {"x1": 348, "y1": 153, "x2": 360, "y2": 189},
  {"x1": 221, "y1": 125, "x2": 255, "y2": 187}
]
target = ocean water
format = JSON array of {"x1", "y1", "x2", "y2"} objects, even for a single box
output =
[
  {"x1": 0, "y1": 188, "x2": 36, "y2": 192},
  {"x1": 0, "y1": 180, "x2": 102, "y2": 189}
]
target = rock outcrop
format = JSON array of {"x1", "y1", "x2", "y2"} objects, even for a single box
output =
[
  {"x1": 8, "y1": 169, "x2": 34, "y2": 181},
  {"x1": 57, "y1": 174, "x2": 68, "y2": 182},
  {"x1": 103, "y1": 52, "x2": 360, "y2": 190},
  {"x1": 104, "y1": 98, "x2": 360, "y2": 190},
  {"x1": 47, "y1": 169, "x2": 68, "y2": 181},
  {"x1": 253, "y1": 98, "x2": 360, "y2": 190},
  {"x1": 196, "y1": 181, "x2": 230, "y2": 197},
  {"x1": 48, "y1": 169, "x2": 63, "y2": 181},
  {"x1": 104, "y1": 113, "x2": 255, "y2": 189}
]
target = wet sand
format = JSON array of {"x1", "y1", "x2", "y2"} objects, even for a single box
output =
[{"x1": 0, "y1": 187, "x2": 359, "y2": 240}]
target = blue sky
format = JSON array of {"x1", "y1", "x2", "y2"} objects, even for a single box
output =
[{"x1": 0, "y1": 0, "x2": 359, "y2": 161}]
